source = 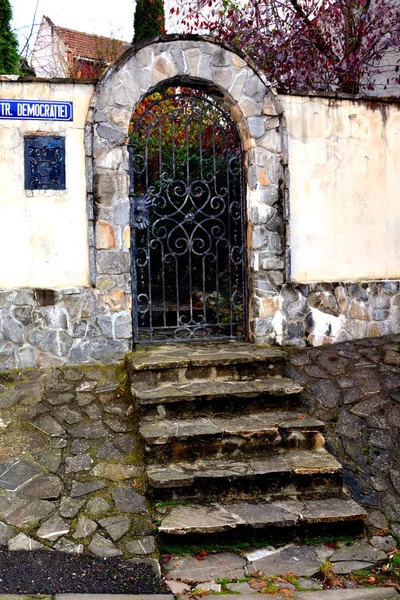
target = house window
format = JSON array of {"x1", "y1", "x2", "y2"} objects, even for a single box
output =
[{"x1": 24, "y1": 136, "x2": 66, "y2": 190}]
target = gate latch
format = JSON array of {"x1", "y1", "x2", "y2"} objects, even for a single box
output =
[{"x1": 130, "y1": 194, "x2": 152, "y2": 229}]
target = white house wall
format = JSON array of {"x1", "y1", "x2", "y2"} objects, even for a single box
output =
[
  {"x1": 282, "y1": 94, "x2": 400, "y2": 283},
  {"x1": 31, "y1": 18, "x2": 69, "y2": 78},
  {"x1": 0, "y1": 80, "x2": 93, "y2": 289}
]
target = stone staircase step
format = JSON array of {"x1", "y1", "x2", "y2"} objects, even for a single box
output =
[
  {"x1": 157, "y1": 497, "x2": 367, "y2": 535},
  {"x1": 129, "y1": 344, "x2": 287, "y2": 371},
  {"x1": 140, "y1": 412, "x2": 325, "y2": 462},
  {"x1": 194, "y1": 591, "x2": 398, "y2": 600},
  {"x1": 147, "y1": 450, "x2": 343, "y2": 498},
  {"x1": 133, "y1": 378, "x2": 303, "y2": 406}
]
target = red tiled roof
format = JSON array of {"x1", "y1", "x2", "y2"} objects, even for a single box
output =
[{"x1": 45, "y1": 16, "x2": 130, "y2": 63}]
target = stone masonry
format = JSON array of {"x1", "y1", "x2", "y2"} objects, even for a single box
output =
[{"x1": 0, "y1": 364, "x2": 156, "y2": 559}]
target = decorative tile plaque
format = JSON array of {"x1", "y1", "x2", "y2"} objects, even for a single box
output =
[{"x1": 24, "y1": 136, "x2": 66, "y2": 190}]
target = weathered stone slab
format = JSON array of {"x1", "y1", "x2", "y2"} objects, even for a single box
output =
[
  {"x1": 0, "y1": 460, "x2": 42, "y2": 492},
  {"x1": 159, "y1": 504, "x2": 239, "y2": 534},
  {"x1": 68, "y1": 422, "x2": 108, "y2": 439},
  {"x1": 59, "y1": 496, "x2": 85, "y2": 518},
  {"x1": 164, "y1": 551, "x2": 246, "y2": 582},
  {"x1": 70, "y1": 480, "x2": 107, "y2": 497},
  {"x1": 247, "y1": 544, "x2": 321, "y2": 576},
  {"x1": 92, "y1": 463, "x2": 142, "y2": 481},
  {"x1": 55, "y1": 406, "x2": 83, "y2": 425},
  {"x1": 47, "y1": 393, "x2": 74, "y2": 406},
  {"x1": 88, "y1": 533, "x2": 123, "y2": 557},
  {"x1": 370, "y1": 535, "x2": 397, "y2": 552},
  {"x1": 0, "y1": 520, "x2": 13, "y2": 544},
  {"x1": 96, "y1": 441, "x2": 123, "y2": 459},
  {"x1": 104, "y1": 417, "x2": 133, "y2": 433},
  {"x1": 222, "y1": 502, "x2": 297, "y2": 528},
  {"x1": 126, "y1": 536, "x2": 156, "y2": 555},
  {"x1": 300, "y1": 498, "x2": 367, "y2": 523},
  {"x1": 37, "y1": 450, "x2": 62, "y2": 473},
  {"x1": 31, "y1": 414, "x2": 66, "y2": 437},
  {"x1": 134, "y1": 378, "x2": 302, "y2": 405},
  {"x1": 53, "y1": 536, "x2": 84, "y2": 554},
  {"x1": 86, "y1": 497, "x2": 111, "y2": 516},
  {"x1": 70, "y1": 439, "x2": 93, "y2": 455},
  {"x1": 332, "y1": 561, "x2": 380, "y2": 574},
  {"x1": 73, "y1": 516, "x2": 98, "y2": 538},
  {"x1": 140, "y1": 412, "x2": 323, "y2": 445},
  {"x1": 65, "y1": 454, "x2": 93, "y2": 473},
  {"x1": 19, "y1": 474, "x2": 63, "y2": 499},
  {"x1": 37, "y1": 516, "x2": 70, "y2": 540},
  {"x1": 112, "y1": 486, "x2": 146, "y2": 513},
  {"x1": 4, "y1": 498, "x2": 55, "y2": 526},
  {"x1": 99, "y1": 516, "x2": 130, "y2": 540},
  {"x1": 283, "y1": 450, "x2": 342, "y2": 475},
  {"x1": 330, "y1": 540, "x2": 386, "y2": 565},
  {"x1": 129, "y1": 343, "x2": 286, "y2": 370},
  {"x1": 147, "y1": 451, "x2": 339, "y2": 489},
  {"x1": 8, "y1": 532, "x2": 44, "y2": 550}
]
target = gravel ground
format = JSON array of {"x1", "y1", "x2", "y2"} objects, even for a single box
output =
[{"x1": 0, "y1": 549, "x2": 166, "y2": 595}]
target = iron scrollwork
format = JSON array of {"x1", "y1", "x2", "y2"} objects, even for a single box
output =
[{"x1": 129, "y1": 90, "x2": 246, "y2": 343}]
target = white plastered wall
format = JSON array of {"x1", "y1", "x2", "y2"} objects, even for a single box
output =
[
  {"x1": 282, "y1": 95, "x2": 400, "y2": 282},
  {"x1": 0, "y1": 80, "x2": 94, "y2": 289}
]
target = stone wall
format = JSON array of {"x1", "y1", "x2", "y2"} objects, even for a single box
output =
[
  {"x1": 286, "y1": 334, "x2": 400, "y2": 535},
  {"x1": 256, "y1": 281, "x2": 400, "y2": 348},
  {"x1": 2, "y1": 39, "x2": 400, "y2": 368},
  {"x1": 0, "y1": 364, "x2": 156, "y2": 559},
  {"x1": 0, "y1": 288, "x2": 131, "y2": 370}
]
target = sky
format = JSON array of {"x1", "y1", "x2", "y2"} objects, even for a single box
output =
[{"x1": 10, "y1": 0, "x2": 135, "y2": 54}]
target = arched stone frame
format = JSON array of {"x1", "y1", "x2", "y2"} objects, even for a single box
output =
[{"x1": 87, "y1": 35, "x2": 286, "y2": 345}]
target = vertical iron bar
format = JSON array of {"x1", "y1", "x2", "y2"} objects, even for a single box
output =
[
  {"x1": 226, "y1": 139, "x2": 233, "y2": 338},
  {"x1": 202, "y1": 255, "x2": 206, "y2": 327},
  {"x1": 128, "y1": 144, "x2": 139, "y2": 344}
]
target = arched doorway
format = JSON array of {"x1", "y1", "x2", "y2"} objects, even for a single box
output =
[
  {"x1": 129, "y1": 87, "x2": 246, "y2": 342},
  {"x1": 90, "y1": 37, "x2": 285, "y2": 348}
]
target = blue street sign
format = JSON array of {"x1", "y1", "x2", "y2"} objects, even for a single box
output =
[{"x1": 0, "y1": 99, "x2": 73, "y2": 121}]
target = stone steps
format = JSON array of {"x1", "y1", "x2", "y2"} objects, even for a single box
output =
[
  {"x1": 133, "y1": 377, "x2": 303, "y2": 406},
  {"x1": 146, "y1": 450, "x2": 343, "y2": 499},
  {"x1": 129, "y1": 344, "x2": 287, "y2": 371},
  {"x1": 126, "y1": 342, "x2": 367, "y2": 551},
  {"x1": 157, "y1": 496, "x2": 367, "y2": 536},
  {"x1": 140, "y1": 411, "x2": 325, "y2": 462}
]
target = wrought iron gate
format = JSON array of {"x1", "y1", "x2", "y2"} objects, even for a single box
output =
[{"x1": 129, "y1": 90, "x2": 246, "y2": 343}]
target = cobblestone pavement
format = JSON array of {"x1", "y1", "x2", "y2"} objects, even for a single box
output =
[{"x1": 0, "y1": 364, "x2": 155, "y2": 559}]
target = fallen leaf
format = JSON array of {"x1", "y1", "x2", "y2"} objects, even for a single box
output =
[{"x1": 250, "y1": 579, "x2": 266, "y2": 589}]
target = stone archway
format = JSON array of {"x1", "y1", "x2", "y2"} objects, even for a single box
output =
[{"x1": 88, "y1": 35, "x2": 286, "y2": 345}]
